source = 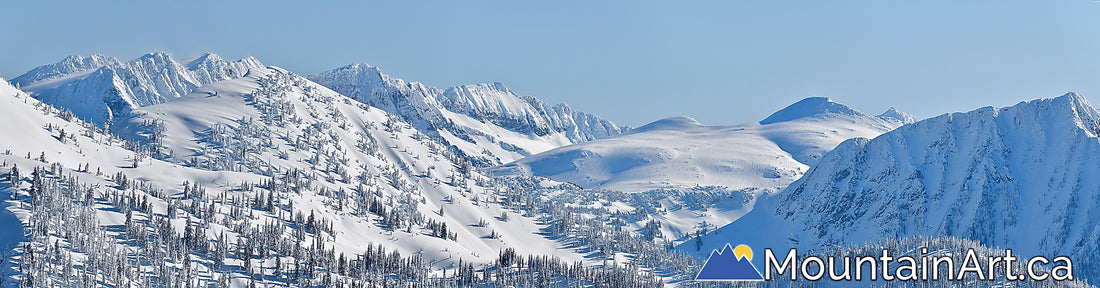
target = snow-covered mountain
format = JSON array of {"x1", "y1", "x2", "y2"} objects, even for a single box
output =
[
  {"x1": 495, "y1": 97, "x2": 910, "y2": 193},
  {"x1": 308, "y1": 63, "x2": 625, "y2": 166},
  {"x1": 119, "y1": 66, "x2": 591, "y2": 262},
  {"x1": 689, "y1": 92, "x2": 1100, "y2": 280},
  {"x1": 14, "y1": 51, "x2": 1093, "y2": 286},
  {"x1": 491, "y1": 97, "x2": 910, "y2": 242},
  {"x1": 10, "y1": 54, "x2": 121, "y2": 87},
  {"x1": 11, "y1": 52, "x2": 263, "y2": 126},
  {"x1": 0, "y1": 69, "x2": 679, "y2": 287},
  {"x1": 13, "y1": 55, "x2": 622, "y2": 167}
]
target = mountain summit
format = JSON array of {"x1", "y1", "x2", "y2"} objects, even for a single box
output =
[
  {"x1": 12, "y1": 52, "x2": 264, "y2": 125},
  {"x1": 631, "y1": 116, "x2": 703, "y2": 133},
  {"x1": 877, "y1": 106, "x2": 916, "y2": 124},
  {"x1": 760, "y1": 96, "x2": 864, "y2": 124},
  {"x1": 10, "y1": 53, "x2": 121, "y2": 88}
]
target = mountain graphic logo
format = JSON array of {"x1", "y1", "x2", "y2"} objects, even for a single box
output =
[{"x1": 695, "y1": 244, "x2": 765, "y2": 281}]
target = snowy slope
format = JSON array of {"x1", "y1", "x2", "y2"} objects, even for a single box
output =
[
  {"x1": 1, "y1": 72, "x2": 668, "y2": 287},
  {"x1": 3, "y1": 55, "x2": 682, "y2": 287},
  {"x1": 0, "y1": 77, "x2": 281, "y2": 284},
  {"x1": 119, "y1": 66, "x2": 591, "y2": 264},
  {"x1": 0, "y1": 76, "x2": 144, "y2": 172},
  {"x1": 496, "y1": 97, "x2": 908, "y2": 193},
  {"x1": 308, "y1": 63, "x2": 625, "y2": 166},
  {"x1": 12, "y1": 52, "x2": 264, "y2": 125},
  {"x1": 689, "y1": 92, "x2": 1100, "y2": 280}
]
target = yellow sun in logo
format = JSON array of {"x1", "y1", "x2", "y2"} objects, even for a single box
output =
[{"x1": 734, "y1": 245, "x2": 753, "y2": 261}]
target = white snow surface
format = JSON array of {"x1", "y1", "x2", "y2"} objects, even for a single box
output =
[
  {"x1": 121, "y1": 67, "x2": 587, "y2": 264},
  {"x1": 0, "y1": 70, "x2": 599, "y2": 287},
  {"x1": 491, "y1": 98, "x2": 908, "y2": 242},
  {"x1": 495, "y1": 98, "x2": 907, "y2": 193}
]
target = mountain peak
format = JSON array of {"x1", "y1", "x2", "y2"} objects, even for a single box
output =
[
  {"x1": 192, "y1": 52, "x2": 220, "y2": 61},
  {"x1": 138, "y1": 51, "x2": 173, "y2": 60},
  {"x1": 181, "y1": 52, "x2": 263, "y2": 70},
  {"x1": 1054, "y1": 91, "x2": 1091, "y2": 107},
  {"x1": 452, "y1": 82, "x2": 514, "y2": 95},
  {"x1": 61, "y1": 54, "x2": 88, "y2": 63},
  {"x1": 877, "y1": 107, "x2": 915, "y2": 124},
  {"x1": 132, "y1": 52, "x2": 178, "y2": 68},
  {"x1": 343, "y1": 63, "x2": 380, "y2": 72},
  {"x1": 760, "y1": 97, "x2": 864, "y2": 125},
  {"x1": 60, "y1": 53, "x2": 110, "y2": 63},
  {"x1": 12, "y1": 54, "x2": 121, "y2": 88},
  {"x1": 633, "y1": 116, "x2": 702, "y2": 133},
  {"x1": 183, "y1": 52, "x2": 220, "y2": 67},
  {"x1": 239, "y1": 56, "x2": 262, "y2": 66},
  {"x1": 332, "y1": 63, "x2": 387, "y2": 81},
  {"x1": 1039, "y1": 92, "x2": 1099, "y2": 125},
  {"x1": 15, "y1": 52, "x2": 267, "y2": 124}
]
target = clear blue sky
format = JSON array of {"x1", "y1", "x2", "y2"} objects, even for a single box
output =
[{"x1": 2, "y1": 1, "x2": 1099, "y2": 127}]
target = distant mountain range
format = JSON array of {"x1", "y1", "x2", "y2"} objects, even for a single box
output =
[{"x1": 12, "y1": 54, "x2": 626, "y2": 167}]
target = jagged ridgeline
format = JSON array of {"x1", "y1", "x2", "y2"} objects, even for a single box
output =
[
  {"x1": 307, "y1": 63, "x2": 627, "y2": 166},
  {"x1": 12, "y1": 53, "x2": 628, "y2": 169},
  {"x1": 11, "y1": 53, "x2": 262, "y2": 127}
]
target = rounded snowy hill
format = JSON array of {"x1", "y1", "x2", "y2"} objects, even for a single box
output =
[{"x1": 493, "y1": 97, "x2": 910, "y2": 194}]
